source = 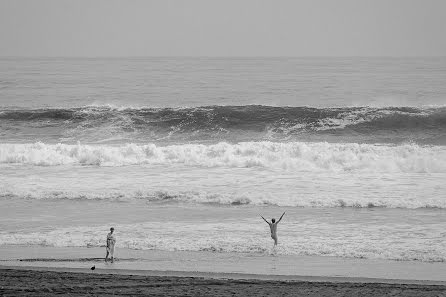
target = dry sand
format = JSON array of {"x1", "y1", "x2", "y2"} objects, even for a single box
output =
[{"x1": 1, "y1": 267, "x2": 445, "y2": 297}]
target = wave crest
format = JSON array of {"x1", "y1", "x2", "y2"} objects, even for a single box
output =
[{"x1": 1, "y1": 105, "x2": 445, "y2": 144}]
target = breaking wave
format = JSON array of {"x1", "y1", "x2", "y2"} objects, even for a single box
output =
[
  {"x1": 1, "y1": 105, "x2": 445, "y2": 144},
  {"x1": 1, "y1": 141, "x2": 445, "y2": 173}
]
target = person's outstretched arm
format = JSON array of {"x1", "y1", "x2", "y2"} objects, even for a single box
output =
[
  {"x1": 277, "y1": 212, "x2": 286, "y2": 223},
  {"x1": 260, "y1": 215, "x2": 270, "y2": 225}
]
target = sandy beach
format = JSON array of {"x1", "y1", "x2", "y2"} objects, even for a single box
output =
[
  {"x1": 1, "y1": 266, "x2": 445, "y2": 297},
  {"x1": 2, "y1": 246, "x2": 446, "y2": 282},
  {"x1": 1, "y1": 246, "x2": 446, "y2": 296}
]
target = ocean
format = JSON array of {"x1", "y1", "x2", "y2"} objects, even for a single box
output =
[{"x1": 0, "y1": 57, "x2": 445, "y2": 264}]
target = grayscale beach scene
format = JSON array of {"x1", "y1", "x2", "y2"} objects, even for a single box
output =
[{"x1": 1, "y1": 1, "x2": 445, "y2": 296}]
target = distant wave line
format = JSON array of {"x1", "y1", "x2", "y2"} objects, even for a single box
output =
[{"x1": 1, "y1": 105, "x2": 445, "y2": 144}]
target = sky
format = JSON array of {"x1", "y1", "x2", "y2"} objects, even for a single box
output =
[{"x1": 1, "y1": 0, "x2": 445, "y2": 57}]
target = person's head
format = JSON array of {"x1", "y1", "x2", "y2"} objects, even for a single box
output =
[
  {"x1": 110, "y1": 227, "x2": 114, "y2": 233},
  {"x1": 271, "y1": 218, "x2": 275, "y2": 223}
]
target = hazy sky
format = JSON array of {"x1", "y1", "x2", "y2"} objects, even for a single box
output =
[{"x1": 1, "y1": 0, "x2": 445, "y2": 56}]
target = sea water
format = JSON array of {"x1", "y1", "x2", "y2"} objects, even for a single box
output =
[{"x1": 0, "y1": 57, "x2": 445, "y2": 264}]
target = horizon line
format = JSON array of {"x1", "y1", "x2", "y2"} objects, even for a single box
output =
[{"x1": 1, "y1": 55, "x2": 446, "y2": 59}]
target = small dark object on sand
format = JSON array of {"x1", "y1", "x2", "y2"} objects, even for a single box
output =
[{"x1": 91, "y1": 266, "x2": 95, "y2": 270}]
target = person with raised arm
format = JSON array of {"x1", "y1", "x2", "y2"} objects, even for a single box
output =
[{"x1": 260, "y1": 212, "x2": 285, "y2": 245}]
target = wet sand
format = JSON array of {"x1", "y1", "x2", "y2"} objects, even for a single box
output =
[
  {"x1": 1, "y1": 267, "x2": 445, "y2": 297},
  {"x1": 1, "y1": 246, "x2": 445, "y2": 296},
  {"x1": 2, "y1": 246, "x2": 446, "y2": 282}
]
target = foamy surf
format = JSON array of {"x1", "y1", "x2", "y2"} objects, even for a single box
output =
[
  {"x1": 1, "y1": 188, "x2": 445, "y2": 209},
  {"x1": 1, "y1": 218, "x2": 444, "y2": 262},
  {"x1": 1, "y1": 141, "x2": 445, "y2": 173}
]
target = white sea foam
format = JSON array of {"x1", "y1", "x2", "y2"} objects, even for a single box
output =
[
  {"x1": 1, "y1": 187, "x2": 445, "y2": 209},
  {"x1": 1, "y1": 141, "x2": 445, "y2": 173},
  {"x1": 282, "y1": 107, "x2": 433, "y2": 133},
  {"x1": 315, "y1": 108, "x2": 379, "y2": 131},
  {"x1": 1, "y1": 221, "x2": 444, "y2": 262}
]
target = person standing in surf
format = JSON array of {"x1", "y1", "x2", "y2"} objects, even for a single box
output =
[
  {"x1": 260, "y1": 212, "x2": 285, "y2": 245},
  {"x1": 105, "y1": 227, "x2": 116, "y2": 263}
]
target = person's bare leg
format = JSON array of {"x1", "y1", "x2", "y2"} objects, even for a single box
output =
[{"x1": 105, "y1": 251, "x2": 109, "y2": 262}]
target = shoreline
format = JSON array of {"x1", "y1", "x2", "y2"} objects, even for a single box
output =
[{"x1": 1, "y1": 245, "x2": 445, "y2": 284}]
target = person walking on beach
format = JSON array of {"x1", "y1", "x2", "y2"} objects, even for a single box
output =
[
  {"x1": 260, "y1": 212, "x2": 285, "y2": 246},
  {"x1": 105, "y1": 227, "x2": 116, "y2": 263}
]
